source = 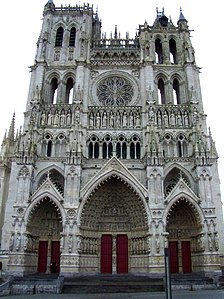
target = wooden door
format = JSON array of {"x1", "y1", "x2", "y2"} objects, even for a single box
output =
[
  {"x1": 181, "y1": 241, "x2": 192, "y2": 273},
  {"x1": 37, "y1": 241, "x2": 48, "y2": 273},
  {"x1": 101, "y1": 235, "x2": 112, "y2": 273},
  {"x1": 51, "y1": 241, "x2": 60, "y2": 273},
  {"x1": 116, "y1": 235, "x2": 128, "y2": 273},
  {"x1": 169, "y1": 241, "x2": 179, "y2": 274}
]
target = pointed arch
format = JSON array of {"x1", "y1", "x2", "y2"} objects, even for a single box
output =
[
  {"x1": 24, "y1": 195, "x2": 65, "y2": 226},
  {"x1": 169, "y1": 38, "x2": 177, "y2": 64},
  {"x1": 163, "y1": 195, "x2": 204, "y2": 231},
  {"x1": 34, "y1": 165, "x2": 65, "y2": 192},
  {"x1": 78, "y1": 165, "x2": 149, "y2": 225},
  {"x1": 69, "y1": 27, "x2": 76, "y2": 47},
  {"x1": 78, "y1": 176, "x2": 149, "y2": 232},
  {"x1": 163, "y1": 164, "x2": 198, "y2": 200},
  {"x1": 155, "y1": 37, "x2": 163, "y2": 64},
  {"x1": 65, "y1": 77, "x2": 74, "y2": 104},
  {"x1": 55, "y1": 26, "x2": 64, "y2": 47}
]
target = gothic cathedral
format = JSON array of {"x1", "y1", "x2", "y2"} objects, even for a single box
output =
[{"x1": 0, "y1": 1, "x2": 223, "y2": 279}]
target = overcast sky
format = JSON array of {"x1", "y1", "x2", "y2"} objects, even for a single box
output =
[{"x1": 0, "y1": 0, "x2": 223, "y2": 205}]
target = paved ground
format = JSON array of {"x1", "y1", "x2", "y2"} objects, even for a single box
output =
[{"x1": 1, "y1": 290, "x2": 224, "y2": 299}]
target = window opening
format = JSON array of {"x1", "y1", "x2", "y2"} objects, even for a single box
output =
[
  {"x1": 116, "y1": 143, "x2": 121, "y2": 158},
  {"x1": 51, "y1": 78, "x2": 58, "y2": 104},
  {"x1": 169, "y1": 39, "x2": 177, "y2": 64},
  {"x1": 155, "y1": 38, "x2": 163, "y2": 64},
  {"x1": 69, "y1": 27, "x2": 76, "y2": 47},
  {"x1": 65, "y1": 78, "x2": 74, "y2": 104},
  {"x1": 47, "y1": 140, "x2": 52, "y2": 157},
  {"x1": 173, "y1": 79, "x2": 180, "y2": 104},
  {"x1": 158, "y1": 79, "x2": 165, "y2": 104},
  {"x1": 94, "y1": 143, "x2": 99, "y2": 158},
  {"x1": 136, "y1": 142, "x2": 141, "y2": 158},
  {"x1": 130, "y1": 142, "x2": 135, "y2": 159},
  {"x1": 122, "y1": 143, "x2": 127, "y2": 159},
  {"x1": 55, "y1": 27, "x2": 64, "y2": 47},
  {"x1": 89, "y1": 142, "x2": 93, "y2": 158}
]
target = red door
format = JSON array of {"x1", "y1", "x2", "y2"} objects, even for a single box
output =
[
  {"x1": 116, "y1": 235, "x2": 128, "y2": 273},
  {"x1": 181, "y1": 241, "x2": 192, "y2": 273},
  {"x1": 169, "y1": 241, "x2": 179, "y2": 274},
  {"x1": 37, "y1": 241, "x2": 48, "y2": 273},
  {"x1": 51, "y1": 241, "x2": 60, "y2": 273},
  {"x1": 101, "y1": 235, "x2": 112, "y2": 273}
]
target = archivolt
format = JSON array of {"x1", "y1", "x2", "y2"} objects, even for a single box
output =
[{"x1": 25, "y1": 196, "x2": 64, "y2": 226}]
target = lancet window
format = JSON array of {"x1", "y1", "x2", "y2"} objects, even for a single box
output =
[
  {"x1": 169, "y1": 38, "x2": 177, "y2": 64},
  {"x1": 42, "y1": 133, "x2": 53, "y2": 157},
  {"x1": 50, "y1": 77, "x2": 58, "y2": 104},
  {"x1": 88, "y1": 135, "x2": 100, "y2": 159},
  {"x1": 155, "y1": 38, "x2": 163, "y2": 64},
  {"x1": 69, "y1": 27, "x2": 76, "y2": 47},
  {"x1": 102, "y1": 135, "x2": 113, "y2": 159},
  {"x1": 158, "y1": 78, "x2": 165, "y2": 104},
  {"x1": 65, "y1": 78, "x2": 74, "y2": 104},
  {"x1": 55, "y1": 134, "x2": 67, "y2": 157},
  {"x1": 173, "y1": 79, "x2": 180, "y2": 104},
  {"x1": 55, "y1": 27, "x2": 64, "y2": 47},
  {"x1": 176, "y1": 134, "x2": 188, "y2": 157}
]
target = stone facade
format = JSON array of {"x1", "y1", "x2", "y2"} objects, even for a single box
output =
[{"x1": 0, "y1": 1, "x2": 223, "y2": 279}]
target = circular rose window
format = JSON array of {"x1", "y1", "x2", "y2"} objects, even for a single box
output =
[{"x1": 96, "y1": 76, "x2": 134, "y2": 106}]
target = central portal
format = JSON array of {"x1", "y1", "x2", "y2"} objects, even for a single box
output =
[
  {"x1": 101, "y1": 234, "x2": 128, "y2": 273},
  {"x1": 80, "y1": 176, "x2": 149, "y2": 273}
]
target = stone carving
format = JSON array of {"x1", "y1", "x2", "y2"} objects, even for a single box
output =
[{"x1": 97, "y1": 76, "x2": 134, "y2": 106}]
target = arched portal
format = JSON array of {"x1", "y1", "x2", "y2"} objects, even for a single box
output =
[
  {"x1": 166, "y1": 197, "x2": 202, "y2": 274},
  {"x1": 79, "y1": 176, "x2": 149, "y2": 274},
  {"x1": 26, "y1": 197, "x2": 63, "y2": 273}
]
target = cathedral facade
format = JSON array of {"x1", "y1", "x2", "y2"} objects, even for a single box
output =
[{"x1": 0, "y1": 1, "x2": 223, "y2": 279}]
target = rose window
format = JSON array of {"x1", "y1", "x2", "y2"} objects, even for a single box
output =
[{"x1": 97, "y1": 76, "x2": 134, "y2": 106}]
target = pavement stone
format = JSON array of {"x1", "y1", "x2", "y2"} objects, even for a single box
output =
[{"x1": 1, "y1": 290, "x2": 224, "y2": 299}]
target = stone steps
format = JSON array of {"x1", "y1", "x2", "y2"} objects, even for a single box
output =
[
  {"x1": 62, "y1": 274, "x2": 165, "y2": 294},
  {"x1": 170, "y1": 273, "x2": 216, "y2": 291}
]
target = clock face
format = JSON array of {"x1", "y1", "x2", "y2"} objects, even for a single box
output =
[{"x1": 96, "y1": 76, "x2": 134, "y2": 106}]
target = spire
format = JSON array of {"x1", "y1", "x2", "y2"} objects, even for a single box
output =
[
  {"x1": 177, "y1": 7, "x2": 188, "y2": 29},
  {"x1": 44, "y1": 0, "x2": 55, "y2": 12},
  {"x1": 179, "y1": 7, "x2": 187, "y2": 22},
  {"x1": 7, "y1": 113, "x2": 15, "y2": 141}
]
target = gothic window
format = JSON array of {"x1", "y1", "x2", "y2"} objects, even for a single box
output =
[
  {"x1": 42, "y1": 134, "x2": 53, "y2": 157},
  {"x1": 155, "y1": 38, "x2": 163, "y2": 64},
  {"x1": 89, "y1": 142, "x2": 93, "y2": 158},
  {"x1": 97, "y1": 76, "x2": 134, "y2": 106},
  {"x1": 158, "y1": 78, "x2": 165, "y2": 104},
  {"x1": 65, "y1": 78, "x2": 74, "y2": 104},
  {"x1": 69, "y1": 27, "x2": 76, "y2": 47},
  {"x1": 38, "y1": 169, "x2": 65, "y2": 196},
  {"x1": 164, "y1": 167, "x2": 190, "y2": 197},
  {"x1": 50, "y1": 78, "x2": 58, "y2": 104},
  {"x1": 130, "y1": 136, "x2": 141, "y2": 159},
  {"x1": 102, "y1": 135, "x2": 113, "y2": 159},
  {"x1": 88, "y1": 136, "x2": 99, "y2": 159},
  {"x1": 55, "y1": 27, "x2": 64, "y2": 47},
  {"x1": 177, "y1": 134, "x2": 187, "y2": 157},
  {"x1": 173, "y1": 79, "x2": 180, "y2": 104},
  {"x1": 169, "y1": 38, "x2": 177, "y2": 64},
  {"x1": 116, "y1": 135, "x2": 127, "y2": 159},
  {"x1": 55, "y1": 134, "x2": 66, "y2": 157},
  {"x1": 163, "y1": 134, "x2": 174, "y2": 157}
]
